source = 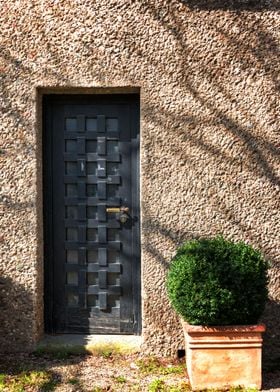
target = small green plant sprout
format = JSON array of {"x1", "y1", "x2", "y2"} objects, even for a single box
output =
[
  {"x1": 91, "y1": 388, "x2": 103, "y2": 392},
  {"x1": 68, "y1": 377, "x2": 80, "y2": 385},
  {"x1": 167, "y1": 382, "x2": 191, "y2": 392},
  {"x1": 0, "y1": 370, "x2": 57, "y2": 392},
  {"x1": 148, "y1": 378, "x2": 165, "y2": 392},
  {"x1": 136, "y1": 357, "x2": 184, "y2": 376},
  {"x1": 100, "y1": 348, "x2": 113, "y2": 358},
  {"x1": 148, "y1": 379, "x2": 190, "y2": 392},
  {"x1": 136, "y1": 357, "x2": 161, "y2": 374},
  {"x1": 114, "y1": 375, "x2": 127, "y2": 383}
]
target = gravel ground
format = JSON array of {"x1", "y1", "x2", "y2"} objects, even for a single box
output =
[{"x1": 0, "y1": 353, "x2": 279, "y2": 391}]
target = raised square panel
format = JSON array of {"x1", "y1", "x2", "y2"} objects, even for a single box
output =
[
  {"x1": 86, "y1": 140, "x2": 97, "y2": 153},
  {"x1": 107, "y1": 162, "x2": 119, "y2": 175},
  {"x1": 87, "y1": 206, "x2": 97, "y2": 219},
  {"x1": 86, "y1": 184, "x2": 97, "y2": 197},
  {"x1": 99, "y1": 292, "x2": 107, "y2": 310},
  {"x1": 65, "y1": 184, "x2": 78, "y2": 197},
  {"x1": 66, "y1": 184, "x2": 78, "y2": 197},
  {"x1": 108, "y1": 295, "x2": 120, "y2": 309},
  {"x1": 106, "y1": 118, "x2": 118, "y2": 132},
  {"x1": 99, "y1": 270, "x2": 107, "y2": 289},
  {"x1": 67, "y1": 272, "x2": 78, "y2": 285},
  {"x1": 97, "y1": 159, "x2": 106, "y2": 177},
  {"x1": 87, "y1": 228, "x2": 97, "y2": 241},
  {"x1": 108, "y1": 250, "x2": 119, "y2": 263},
  {"x1": 97, "y1": 182, "x2": 106, "y2": 199},
  {"x1": 66, "y1": 206, "x2": 78, "y2": 219},
  {"x1": 77, "y1": 159, "x2": 86, "y2": 176},
  {"x1": 87, "y1": 272, "x2": 98, "y2": 285},
  {"x1": 66, "y1": 228, "x2": 78, "y2": 241},
  {"x1": 65, "y1": 118, "x2": 77, "y2": 131},
  {"x1": 87, "y1": 162, "x2": 97, "y2": 175},
  {"x1": 98, "y1": 204, "x2": 106, "y2": 222},
  {"x1": 107, "y1": 184, "x2": 118, "y2": 198},
  {"x1": 67, "y1": 293, "x2": 79, "y2": 307},
  {"x1": 98, "y1": 248, "x2": 107, "y2": 266},
  {"x1": 66, "y1": 162, "x2": 77, "y2": 175},
  {"x1": 87, "y1": 294, "x2": 98, "y2": 307},
  {"x1": 108, "y1": 273, "x2": 120, "y2": 286},
  {"x1": 86, "y1": 118, "x2": 97, "y2": 131},
  {"x1": 108, "y1": 228, "x2": 120, "y2": 241},
  {"x1": 88, "y1": 250, "x2": 98, "y2": 263},
  {"x1": 97, "y1": 137, "x2": 106, "y2": 155},
  {"x1": 98, "y1": 226, "x2": 107, "y2": 243},
  {"x1": 66, "y1": 250, "x2": 78, "y2": 264},
  {"x1": 107, "y1": 141, "x2": 119, "y2": 154},
  {"x1": 65, "y1": 140, "x2": 77, "y2": 152}
]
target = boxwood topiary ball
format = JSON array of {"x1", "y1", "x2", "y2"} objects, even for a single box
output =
[{"x1": 166, "y1": 236, "x2": 268, "y2": 325}]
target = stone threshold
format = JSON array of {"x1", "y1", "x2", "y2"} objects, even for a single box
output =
[{"x1": 37, "y1": 334, "x2": 142, "y2": 355}]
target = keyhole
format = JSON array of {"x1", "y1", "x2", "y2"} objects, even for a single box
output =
[{"x1": 118, "y1": 212, "x2": 129, "y2": 224}]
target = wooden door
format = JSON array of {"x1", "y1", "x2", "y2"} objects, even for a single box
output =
[{"x1": 43, "y1": 94, "x2": 140, "y2": 334}]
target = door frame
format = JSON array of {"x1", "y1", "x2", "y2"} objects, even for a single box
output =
[{"x1": 42, "y1": 92, "x2": 141, "y2": 334}]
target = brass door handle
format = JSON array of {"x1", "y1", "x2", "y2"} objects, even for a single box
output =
[{"x1": 106, "y1": 206, "x2": 130, "y2": 213}]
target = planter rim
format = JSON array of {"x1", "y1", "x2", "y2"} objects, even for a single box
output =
[{"x1": 181, "y1": 321, "x2": 266, "y2": 333}]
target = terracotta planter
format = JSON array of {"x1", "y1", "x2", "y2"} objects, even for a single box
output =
[{"x1": 181, "y1": 321, "x2": 266, "y2": 391}]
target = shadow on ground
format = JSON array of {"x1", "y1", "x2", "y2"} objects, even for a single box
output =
[{"x1": 0, "y1": 352, "x2": 86, "y2": 391}]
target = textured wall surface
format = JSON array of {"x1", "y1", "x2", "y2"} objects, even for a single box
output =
[{"x1": 0, "y1": 0, "x2": 279, "y2": 361}]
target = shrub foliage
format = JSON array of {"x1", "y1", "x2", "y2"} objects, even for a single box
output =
[{"x1": 167, "y1": 236, "x2": 268, "y2": 325}]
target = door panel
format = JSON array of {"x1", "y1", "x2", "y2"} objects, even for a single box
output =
[{"x1": 43, "y1": 95, "x2": 140, "y2": 334}]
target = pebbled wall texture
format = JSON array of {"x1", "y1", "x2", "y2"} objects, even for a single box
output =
[{"x1": 0, "y1": 0, "x2": 279, "y2": 363}]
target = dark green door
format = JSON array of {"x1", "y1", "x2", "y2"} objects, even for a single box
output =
[{"x1": 43, "y1": 94, "x2": 140, "y2": 334}]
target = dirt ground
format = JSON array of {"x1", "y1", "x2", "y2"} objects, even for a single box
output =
[{"x1": 0, "y1": 353, "x2": 279, "y2": 392}]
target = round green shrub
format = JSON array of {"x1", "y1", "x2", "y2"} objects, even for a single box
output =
[{"x1": 167, "y1": 236, "x2": 269, "y2": 325}]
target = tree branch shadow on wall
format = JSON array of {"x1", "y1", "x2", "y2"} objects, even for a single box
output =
[
  {"x1": 141, "y1": 0, "x2": 280, "y2": 374},
  {"x1": 0, "y1": 2, "x2": 279, "y2": 384},
  {"x1": 143, "y1": 1, "x2": 280, "y2": 94},
  {"x1": 142, "y1": 1, "x2": 280, "y2": 246},
  {"x1": 0, "y1": 276, "x2": 36, "y2": 352}
]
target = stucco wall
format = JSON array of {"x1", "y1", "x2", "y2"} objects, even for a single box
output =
[{"x1": 0, "y1": 0, "x2": 279, "y2": 362}]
